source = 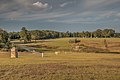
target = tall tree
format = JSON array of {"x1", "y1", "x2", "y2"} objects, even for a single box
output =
[
  {"x1": 102, "y1": 29, "x2": 115, "y2": 38},
  {"x1": 19, "y1": 27, "x2": 31, "y2": 43},
  {"x1": 0, "y1": 28, "x2": 9, "y2": 43},
  {"x1": 84, "y1": 31, "x2": 91, "y2": 38},
  {"x1": 93, "y1": 29, "x2": 103, "y2": 38}
]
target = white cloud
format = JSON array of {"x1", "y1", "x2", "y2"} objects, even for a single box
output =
[
  {"x1": 60, "y1": 3, "x2": 68, "y2": 7},
  {"x1": 13, "y1": 11, "x2": 74, "y2": 21},
  {"x1": 33, "y1": 1, "x2": 48, "y2": 8},
  {"x1": 1, "y1": 0, "x2": 120, "y2": 22},
  {"x1": 60, "y1": 2, "x2": 73, "y2": 7},
  {"x1": 48, "y1": 10, "x2": 120, "y2": 24}
]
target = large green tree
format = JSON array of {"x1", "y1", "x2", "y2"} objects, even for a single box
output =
[
  {"x1": 31, "y1": 30, "x2": 40, "y2": 42},
  {"x1": 93, "y1": 29, "x2": 103, "y2": 38},
  {"x1": 19, "y1": 27, "x2": 31, "y2": 43},
  {"x1": 102, "y1": 29, "x2": 115, "y2": 38}
]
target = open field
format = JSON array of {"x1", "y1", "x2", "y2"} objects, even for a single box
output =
[
  {"x1": 14, "y1": 38, "x2": 120, "y2": 53},
  {"x1": 0, "y1": 38, "x2": 120, "y2": 80}
]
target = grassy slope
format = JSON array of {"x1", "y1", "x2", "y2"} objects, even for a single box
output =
[
  {"x1": 12, "y1": 38, "x2": 120, "y2": 52},
  {"x1": 37, "y1": 38, "x2": 120, "y2": 52},
  {"x1": 0, "y1": 38, "x2": 120, "y2": 80}
]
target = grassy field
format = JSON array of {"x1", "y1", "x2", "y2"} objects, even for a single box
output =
[
  {"x1": 18, "y1": 38, "x2": 120, "y2": 53},
  {"x1": 0, "y1": 38, "x2": 120, "y2": 80}
]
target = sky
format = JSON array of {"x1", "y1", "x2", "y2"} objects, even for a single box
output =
[{"x1": 0, "y1": 0, "x2": 120, "y2": 32}]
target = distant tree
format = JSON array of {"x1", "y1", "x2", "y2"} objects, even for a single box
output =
[
  {"x1": 84, "y1": 31, "x2": 91, "y2": 38},
  {"x1": 93, "y1": 29, "x2": 103, "y2": 38},
  {"x1": 90, "y1": 32, "x2": 93, "y2": 38},
  {"x1": 0, "y1": 28, "x2": 9, "y2": 43},
  {"x1": 19, "y1": 27, "x2": 31, "y2": 43},
  {"x1": 108, "y1": 29, "x2": 115, "y2": 37},
  {"x1": 27, "y1": 31, "x2": 31, "y2": 42},
  {"x1": 10, "y1": 28, "x2": 119, "y2": 40},
  {"x1": 81, "y1": 31, "x2": 85, "y2": 38},
  {"x1": 9, "y1": 32, "x2": 20, "y2": 39},
  {"x1": 31, "y1": 30, "x2": 40, "y2": 42},
  {"x1": 102, "y1": 29, "x2": 115, "y2": 38},
  {"x1": 114, "y1": 33, "x2": 120, "y2": 38},
  {"x1": 65, "y1": 31, "x2": 70, "y2": 37},
  {"x1": 73, "y1": 32, "x2": 77, "y2": 37}
]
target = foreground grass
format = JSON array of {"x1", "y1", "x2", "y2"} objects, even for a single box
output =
[{"x1": 0, "y1": 52, "x2": 120, "y2": 80}]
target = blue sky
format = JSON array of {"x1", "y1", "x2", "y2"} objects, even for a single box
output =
[{"x1": 0, "y1": 0, "x2": 120, "y2": 32}]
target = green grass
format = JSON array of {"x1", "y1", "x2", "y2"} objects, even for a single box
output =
[
  {"x1": 0, "y1": 38, "x2": 120, "y2": 80},
  {"x1": 12, "y1": 38, "x2": 120, "y2": 52}
]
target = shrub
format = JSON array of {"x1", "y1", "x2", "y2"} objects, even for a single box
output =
[
  {"x1": 17, "y1": 46, "x2": 29, "y2": 52},
  {"x1": 69, "y1": 39, "x2": 81, "y2": 43},
  {"x1": 0, "y1": 43, "x2": 5, "y2": 48}
]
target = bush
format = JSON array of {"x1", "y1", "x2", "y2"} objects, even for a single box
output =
[
  {"x1": 0, "y1": 43, "x2": 5, "y2": 48},
  {"x1": 80, "y1": 46, "x2": 109, "y2": 53},
  {"x1": 16, "y1": 45, "x2": 34, "y2": 52},
  {"x1": 69, "y1": 39, "x2": 81, "y2": 43},
  {"x1": 73, "y1": 44, "x2": 109, "y2": 53}
]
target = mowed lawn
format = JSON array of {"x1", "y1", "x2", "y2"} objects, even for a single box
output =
[{"x1": 0, "y1": 38, "x2": 120, "y2": 80}]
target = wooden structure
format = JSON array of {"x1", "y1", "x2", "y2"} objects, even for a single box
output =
[{"x1": 11, "y1": 47, "x2": 18, "y2": 58}]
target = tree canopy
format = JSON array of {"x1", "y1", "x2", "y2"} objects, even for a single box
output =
[{"x1": 5, "y1": 28, "x2": 120, "y2": 41}]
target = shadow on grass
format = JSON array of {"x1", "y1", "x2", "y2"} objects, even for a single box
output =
[
  {"x1": 12, "y1": 40, "x2": 53, "y2": 45},
  {"x1": 96, "y1": 51, "x2": 120, "y2": 54}
]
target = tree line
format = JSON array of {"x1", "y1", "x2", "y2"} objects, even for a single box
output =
[{"x1": 0, "y1": 27, "x2": 120, "y2": 44}]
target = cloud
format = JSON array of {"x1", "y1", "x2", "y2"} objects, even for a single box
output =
[
  {"x1": 60, "y1": 2, "x2": 73, "y2": 7},
  {"x1": 33, "y1": 1, "x2": 48, "y2": 8},
  {"x1": 60, "y1": 3, "x2": 68, "y2": 7},
  {"x1": 48, "y1": 10, "x2": 120, "y2": 24},
  {"x1": 0, "y1": 0, "x2": 120, "y2": 23},
  {"x1": 80, "y1": 0, "x2": 120, "y2": 11},
  {"x1": 16, "y1": 11, "x2": 74, "y2": 21}
]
